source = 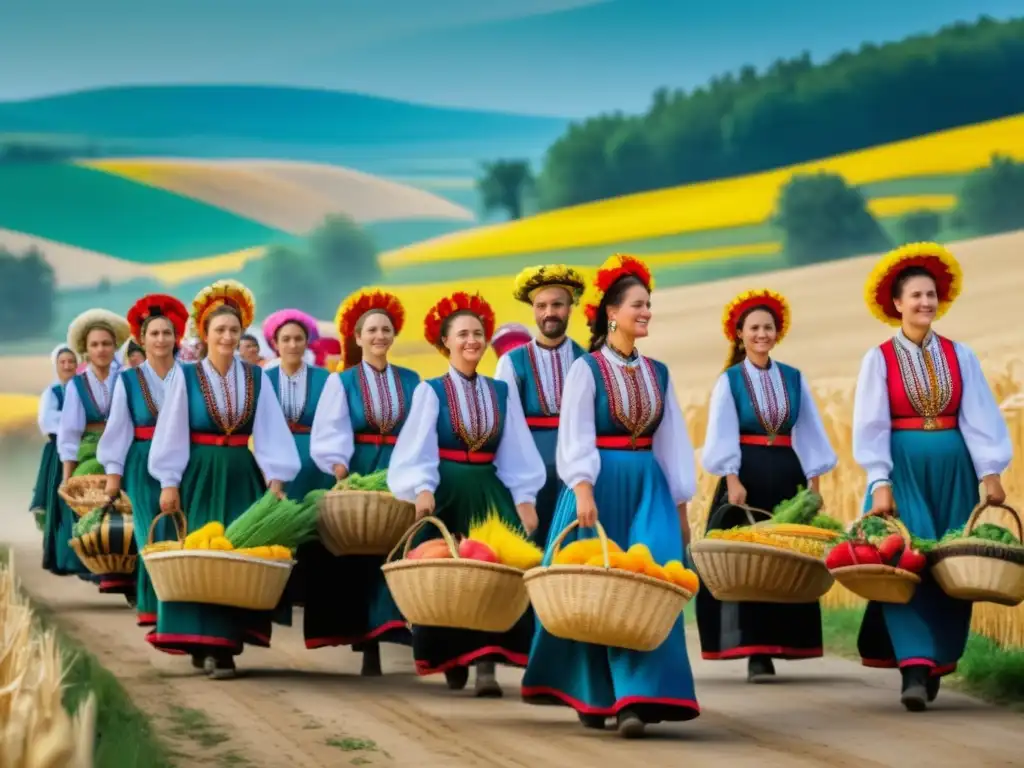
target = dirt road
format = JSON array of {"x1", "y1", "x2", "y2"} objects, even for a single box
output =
[{"x1": 4, "y1": 483, "x2": 1023, "y2": 767}]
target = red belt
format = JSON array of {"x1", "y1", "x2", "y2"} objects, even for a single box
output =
[
  {"x1": 288, "y1": 423, "x2": 311, "y2": 435},
  {"x1": 595, "y1": 435, "x2": 652, "y2": 451},
  {"x1": 439, "y1": 448, "x2": 495, "y2": 464},
  {"x1": 355, "y1": 433, "x2": 398, "y2": 446},
  {"x1": 190, "y1": 432, "x2": 250, "y2": 447},
  {"x1": 134, "y1": 426, "x2": 155, "y2": 441},
  {"x1": 891, "y1": 416, "x2": 958, "y2": 431},
  {"x1": 526, "y1": 416, "x2": 560, "y2": 429},
  {"x1": 739, "y1": 434, "x2": 792, "y2": 447}
]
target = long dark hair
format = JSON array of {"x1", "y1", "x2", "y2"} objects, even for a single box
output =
[
  {"x1": 724, "y1": 304, "x2": 780, "y2": 370},
  {"x1": 587, "y1": 274, "x2": 647, "y2": 353}
]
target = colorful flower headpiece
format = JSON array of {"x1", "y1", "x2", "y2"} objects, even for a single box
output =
[
  {"x1": 722, "y1": 289, "x2": 791, "y2": 345},
  {"x1": 66, "y1": 309, "x2": 131, "y2": 355},
  {"x1": 191, "y1": 279, "x2": 256, "y2": 340},
  {"x1": 512, "y1": 264, "x2": 586, "y2": 305},
  {"x1": 491, "y1": 322, "x2": 533, "y2": 358},
  {"x1": 127, "y1": 293, "x2": 189, "y2": 344},
  {"x1": 262, "y1": 309, "x2": 321, "y2": 351},
  {"x1": 864, "y1": 242, "x2": 962, "y2": 326},
  {"x1": 335, "y1": 289, "x2": 405, "y2": 368},
  {"x1": 424, "y1": 292, "x2": 496, "y2": 353},
  {"x1": 583, "y1": 254, "x2": 654, "y2": 326},
  {"x1": 307, "y1": 337, "x2": 342, "y2": 369}
]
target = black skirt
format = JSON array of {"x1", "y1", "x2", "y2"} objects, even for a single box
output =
[{"x1": 695, "y1": 442, "x2": 823, "y2": 661}]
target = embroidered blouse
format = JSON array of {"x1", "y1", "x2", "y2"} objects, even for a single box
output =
[
  {"x1": 97, "y1": 361, "x2": 180, "y2": 476},
  {"x1": 57, "y1": 364, "x2": 119, "y2": 463}
]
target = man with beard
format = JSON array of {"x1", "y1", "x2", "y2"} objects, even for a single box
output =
[{"x1": 495, "y1": 265, "x2": 587, "y2": 546}]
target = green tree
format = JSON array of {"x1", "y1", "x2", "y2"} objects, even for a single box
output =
[
  {"x1": 898, "y1": 209, "x2": 943, "y2": 244},
  {"x1": 477, "y1": 160, "x2": 535, "y2": 220},
  {"x1": 955, "y1": 154, "x2": 1024, "y2": 236},
  {"x1": 0, "y1": 246, "x2": 55, "y2": 341},
  {"x1": 259, "y1": 244, "x2": 317, "y2": 313},
  {"x1": 774, "y1": 172, "x2": 891, "y2": 266}
]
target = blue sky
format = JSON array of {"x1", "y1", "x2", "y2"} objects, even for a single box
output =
[{"x1": 3, "y1": 0, "x2": 1019, "y2": 116}]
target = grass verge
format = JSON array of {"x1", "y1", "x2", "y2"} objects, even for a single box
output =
[{"x1": 822, "y1": 606, "x2": 1024, "y2": 708}]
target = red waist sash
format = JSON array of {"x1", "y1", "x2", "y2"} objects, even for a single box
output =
[
  {"x1": 891, "y1": 415, "x2": 958, "y2": 432},
  {"x1": 134, "y1": 426, "x2": 155, "y2": 441},
  {"x1": 288, "y1": 423, "x2": 311, "y2": 435},
  {"x1": 355, "y1": 433, "x2": 398, "y2": 446},
  {"x1": 526, "y1": 415, "x2": 560, "y2": 429},
  {"x1": 190, "y1": 432, "x2": 250, "y2": 447},
  {"x1": 595, "y1": 435, "x2": 653, "y2": 451},
  {"x1": 739, "y1": 434, "x2": 793, "y2": 447},
  {"x1": 438, "y1": 448, "x2": 495, "y2": 464}
]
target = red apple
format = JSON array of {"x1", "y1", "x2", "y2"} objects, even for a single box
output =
[{"x1": 457, "y1": 538, "x2": 499, "y2": 563}]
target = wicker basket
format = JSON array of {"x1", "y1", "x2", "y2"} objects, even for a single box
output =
[
  {"x1": 931, "y1": 503, "x2": 1024, "y2": 607},
  {"x1": 523, "y1": 521, "x2": 692, "y2": 652},
  {"x1": 58, "y1": 475, "x2": 132, "y2": 518},
  {"x1": 318, "y1": 490, "x2": 416, "y2": 556},
  {"x1": 68, "y1": 504, "x2": 138, "y2": 576},
  {"x1": 830, "y1": 516, "x2": 920, "y2": 604},
  {"x1": 381, "y1": 516, "x2": 530, "y2": 632},
  {"x1": 142, "y1": 509, "x2": 294, "y2": 611}
]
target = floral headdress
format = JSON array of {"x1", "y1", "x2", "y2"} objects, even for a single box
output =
[
  {"x1": 423, "y1": 292, "x2": 496, "y2": 354},
  {"x1": 66, "y1": 309, "x2": 131, "y2": 355},
  {"x1": 583, "y1": 254, "x2": 654, "y2": 326},
  {"x1": 262, "y1": 309, "x2": 321, "y2": 351},
  {"x1": 864, "y1": 242, "x2": 962, "y2": 326},
  {"x1": 512, "y1": 264, "x2": 586, "y2": 305},
  {"x1": 191, "y1": 280, "x2": 256, "y2": 340},
  {"x1": 335, "y1": 289, "x2": 406, "y2": 369},
  {"x1": 126, "y1": 293, "x2": 189, "y2": 344},
  {"x1": 721, "y1": 289, "x2": 791, "y2": 370},
  {"x1": 491, "y1": 322, "x2": 533, "y2": 358}
]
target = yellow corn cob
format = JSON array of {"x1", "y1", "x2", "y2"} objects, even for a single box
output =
[{"x1": 209, "y1": 536, "x2": 234, "y2": 551}]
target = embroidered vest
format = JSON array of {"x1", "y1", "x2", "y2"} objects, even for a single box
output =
[
  {"x1": 339, "y1": 364, "x2": 419, "y2": 437},
  {"x1": 507, "y1": 339, "x2": 586, "y2": 424},
  {"x1": 182, "y1": 362, "x2": 261, "y2": 436},
  {"x1": 267, "y1": 365, "x2": 329, "y2": 429},
  {"x1": 583, "y1": 353, "x2": 667, "y2": 440},
  {"x1": 426, "y1": 374, "x2": 506, "y2": 458},
  {"x1": 724, "y1": 362, "x2": 802, "y2": 438},
  {"x1": 72, "y1": 373, "x2": 110, "y2": 431},
  {"x1": 879, "y1": 336, "x2": 962, "y2": 424}
]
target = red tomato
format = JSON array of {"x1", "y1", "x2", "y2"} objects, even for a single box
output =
[
  {"x1": 876, "y1": 533, "x2": 905, "y2": 565},
  {"x1": 897, "y1": 548, "x2": 927, "y2": 573},
  {"x1": 852, "y1": 543, "x2": 882, "y2": 566},
  {"x1": 825, "y1": 541, "x2": 855, "y2": 569}
]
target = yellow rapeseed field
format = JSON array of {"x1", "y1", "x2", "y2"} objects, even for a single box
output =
[{"x1": 380, "y1": 113, "x2": 1024, "y2": 267}]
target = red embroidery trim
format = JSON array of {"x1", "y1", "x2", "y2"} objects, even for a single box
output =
[
  {"x1": 134, "y1": 367, "x2": 159, "y2": 422},
  {"x1": 196, "y1": 362, "x2": 255, "y2": 435},
  {"x1": 442, "y1": 373, "x2": 499, "y2": 452},
  {"x1": 591, "y1": 352, "x2": 662, "y2": 439}
]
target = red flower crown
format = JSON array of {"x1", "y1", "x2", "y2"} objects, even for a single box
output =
[
  {"x1": 335, "y1": 289, "x2": 406, "y2": 369},
  {"x1": 127, "y1": 293, "x2": 189, "y2": 343},
  {"x1": 424, "y1": 292, "x2": 496, "y2": 352},
  {"x1": 583, "y1": 254, "x2": 654, "y2": 326}
]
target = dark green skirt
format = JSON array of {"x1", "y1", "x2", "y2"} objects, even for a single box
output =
[
  {"x1": 41, "y1": 438, "x2": 90, "y2": 578},
  {"x1": 148, "y1": 444, "x2": 286, "y2": 657},
  {"x1": 125, "y1": 440, "x2": 176, "y2": 626},
  {"x1": 410, "y1": 460, "x2": 534, "y2": 675}
]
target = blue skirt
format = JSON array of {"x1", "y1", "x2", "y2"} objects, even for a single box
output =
[
  {"x1": 857, "y1": 429, "x2": 978, "y2": 677},
  {"x1": 521, "y1": 448, "x2": 700, "y2": 722},
  {"x1": 531, "y1": 427, "x2": 562, "y2": 549}
]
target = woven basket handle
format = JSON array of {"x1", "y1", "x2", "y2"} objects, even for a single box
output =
[
  {"x1": 148, "y1": 508, "x2": 188, "y2": 545},
  {"x1": 847, "y1": 515, "x2": 911, "y2": 565},
  {"x1": 964, "y1": 502, "x2": 1023, "y2": 541},
  {"x1": 548, "y1": 519, "x2": 613, "y2": 568},
  {"x1": 386, "y1": 515, "x2": 459, "y2": 563},
  {"x1": 711, "y1": 502, "x2": 771, "y2": 530}
]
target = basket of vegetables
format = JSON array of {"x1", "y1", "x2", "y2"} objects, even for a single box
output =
[
  {"x1": 381, "y1": 514, "x2": 534, "y2": 633},
  {"x1": 929, "y1": 503, "x2": 1024, "y2": 606},
  {"x1": 58, "y1": 477, "x2": 132, "y2": 519},
  {"x1": 318, "y1": 470, "x2": 416, "y2": 556},
  {"x1": 524, "y1": 520, "x2": 698, "y2": 652},
  {"x1": 690, "y1": 490, "x2": 837, "y2": 603},
  {"x1": 68, "y1": 503, "x2": 137, "y2": 575},
  {"x1": 826, "y1": 515, "x2": 925, "y2": 604},
  {"x1": 143, "y1": 489, "x2": 322, "y2": 611}
]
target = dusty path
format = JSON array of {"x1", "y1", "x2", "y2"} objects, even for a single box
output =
[{"x1": 4, "y1": 475, "x2": 1023, "y2": 767}]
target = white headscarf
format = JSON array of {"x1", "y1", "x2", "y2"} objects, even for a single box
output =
[{"x1": 50, "y1": 344, "x2": 74, "y2": 365}]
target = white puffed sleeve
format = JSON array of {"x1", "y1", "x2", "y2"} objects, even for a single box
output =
[
  {"x1": 37, "y1": 386, "x2": 61, "y2": 437},
  {"x1": 493, "y1": 353, "x2": 517, "y2": 388},
  {"x1": 791, "y1": 374, "x2": 838, "y2": 479},
  {"x1": 309, "y1": 373, "x2": 354, "y2": 476},
  {"x1": 556, "y1": 358, "x2": 600, "y2": 489},
  {"x1": 701, "y1": 373, "x2": 741, "y2": 477},
  {"x1": 57, "y1": 382, "x2": 86, "y2": 463},
  {"x1": 252, "y1": 370, "x2": 301, "y2": 483},
  {"x1": 955, "y1": 343, "x2": 1013, "y2": 479},
  {"x1": 653, "y1": 372, "x2": 697, "y2": 504},
  {"x1": 387, "y1": 382, "x2": 440, "y2": 502},
  {"x1": 852, "y1": 347, "x2": 892, "y2": 490},
  {"x1": 494, "y1": 382, "x2": 546, "y2": 505},
  {"x1": 97, "y1": 376, "x2": 133, "y2": 477},
  {"x1": 148, "y1": 365, "x2": 190, "y2": 489}
]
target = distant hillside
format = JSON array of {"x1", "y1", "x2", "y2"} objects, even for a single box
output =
[{"x1": 0, "y1": 85, "x2": 568, "y2": 152}]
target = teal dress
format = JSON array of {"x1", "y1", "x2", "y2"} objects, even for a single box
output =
[
  {"x1": 408, "y1": 372, "x2": 535, "y2": 675},
  {"x1": 38, "y1": 383, "x2": 72, "y2": 573},
  {"x1": 503, "y1": 339, "x2": 586, "y2": 546},
  {"x1": 302, "y1": 362, "x2": 419, "y2": 649},
  {"x1": 522, "y1": 350, "x2": 700, "y2": 724},
  {"x1": 148, "y1": 361, "x2": 287, "y2": 657}
]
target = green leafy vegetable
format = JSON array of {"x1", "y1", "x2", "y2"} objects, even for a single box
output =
[
  {"x1": 72, "y1": 507, "x2": 104, "y2": 537},
  {"x1": 771, "y1": 486, "x2": 823, "y2": 525},
  {"x1": 333, "y1": 470, "x2": 389, "y2": 492}
]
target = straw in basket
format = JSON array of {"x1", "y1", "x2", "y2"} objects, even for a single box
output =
[
  {"x1": 68, "y1": 502, "x2": 137, "y2": 576},
  {"x1": 58, "y1": 475, "x2": 132, "y2": 518},
  {"x1": 143, "y1": 509, "x2": 294, "y2": 611},
  {"x1": 381, "y1": 516, "x2": 529, "y2": 633},
  {"x1": 523, "y1": 520, "x2": 693, "y2": 652},
  {"x1": 829, "y1": 515, "x2": 920, "y2": 605},
  {"x1": 318, "y1": 489, "x2": 416, "y2": 556},
  {"x1": 691, "y1": 504, "x2": 834, "y2": 603},
  {"x1": 930, "y1": 503, "x2": 1024, "y2": 607}
]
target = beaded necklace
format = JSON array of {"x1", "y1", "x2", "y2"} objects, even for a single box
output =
[
  {"x1": 893, "y1": 334, "x2": 952, "y2": 419},
  {"x1": 740, "y1": 360, "x2": 790, "y2": 444}
]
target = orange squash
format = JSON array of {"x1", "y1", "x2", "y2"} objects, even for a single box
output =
[
  {"x1": 554, "y1": 537, "x2": 622, "y2": 566},
  {"x1": 407, "y1": 539, "x2": 453, "y2": 560}
]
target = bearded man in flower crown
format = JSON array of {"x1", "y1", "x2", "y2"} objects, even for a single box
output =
[{"x1": 494, "y1": 265, "x2": 587, "y2": 546}]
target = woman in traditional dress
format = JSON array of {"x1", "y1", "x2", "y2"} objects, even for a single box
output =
[
  {"x1": 147, "y1": 280, "x2": 301, "y2": 679},
  {"x1": 521, "y1": 254, "x2": 700, "y2": 738},
  {"x1": 853, "y1": 242, "x2": 1011, "y2": 711},
  {"x1": 57, "y1": 309, "x2": 133, "y2": 596},
  {"x1": 696, "y1": 290, "x2": 838, "y2": 682},
  {"x1": 34, "y1": 345, "x2": 78, "y2": 551},
  {"x1": 308, "y1": 290, "x2": 419, "y2": 675},
  {"x1": 97, "y1": 294, "x2": 188, "y2": 629},
  {"x1": 387, "y1": 291, "x2": 545, "y2": 697}
]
